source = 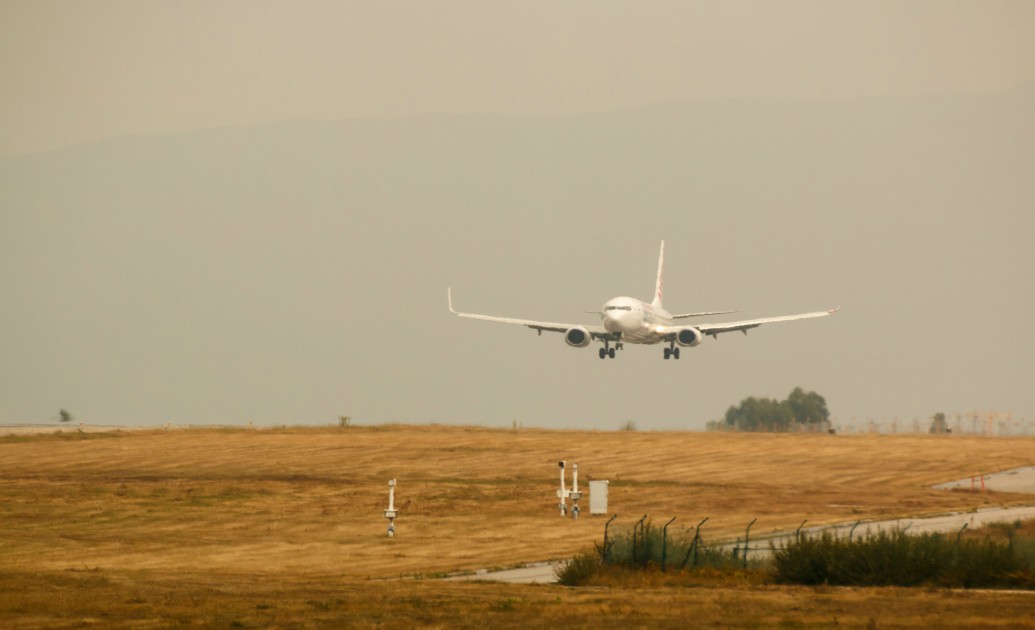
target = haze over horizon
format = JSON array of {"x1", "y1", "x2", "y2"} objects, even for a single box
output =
[{"x1": 2, "y1": 2, "x2": 1033, "y2": 429}]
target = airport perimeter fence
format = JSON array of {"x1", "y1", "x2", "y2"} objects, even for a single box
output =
[
  {"x1": 831, "y1": 413, "x2": 1034, "y2": 437},
  {"x1": 593, "y1": 514, "x2": 1030, "y2": 570},
  {"x1": 589, "y1": 513, "x2": 1035, "y2": 588},
  {"x1": 707, "y1": 413, "x2": 1034, "y2": 436},
  {"x1": 597, "y1": 515, "x2": 785, "y2": 572}
]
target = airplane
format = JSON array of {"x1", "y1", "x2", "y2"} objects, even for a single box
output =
[{"x1": 448, "y1": 241, "x2": 839, "y2": 360}]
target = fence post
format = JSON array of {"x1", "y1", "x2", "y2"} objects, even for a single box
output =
[
  {"x1": 743, "y1": 518, "x2": 757, "y2": 569},
  {"x1": 849, "y1": 520, "x2": 862, "y2": 542},
  {"x1": 795, "y1": 519, "x2": 807, "y2": 543},
  {"x1": 956, "y1": 522, "x2": 968, "y2": 545},
  {"x1": 602, "y1": 514, "x2": 618, "y2": 563},
  {"x1": 661, "y1": 517, "x2": 677, "y2": 572},
  {"x1": 679, "y1": 517, "x2": 709, "y2": 569},
  {"x1": 632, "y1": 514, "x2": 647, "y2": 566},
  {"x1": 692, "y1": 517, "x2": 709, "y2": 568}
]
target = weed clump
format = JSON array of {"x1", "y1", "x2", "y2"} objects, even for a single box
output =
[{"x1": 555, "y1": 551, "x2": 601, "y2": 586}]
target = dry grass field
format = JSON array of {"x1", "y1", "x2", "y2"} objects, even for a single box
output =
[{"x1": 2, "y1": 425, "x2": 1034, "y2": 628}]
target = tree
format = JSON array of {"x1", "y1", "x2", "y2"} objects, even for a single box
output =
[
  {"x1": 58, "y1": 409, "x2": 74, "y2": 423},
  {"x1": 929, "y1": 412, "x2": 948, "y2": 434},
  {"x1": 724, "y1": 396, "x2": 792, "y2": 431},
  {"x1": 721, "y1": 388, "x2": 830, "y2": 432},
  {"x1": 785, "y1": 387, "x2": 830, "y2": 426}
]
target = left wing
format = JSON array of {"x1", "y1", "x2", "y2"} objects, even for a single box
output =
[
  {"x1": 448, "y1": 288, "x2": 610, "y2": 337},
  {"x1": 693, "y1": 306, "x2": 840, "y2": 338}
]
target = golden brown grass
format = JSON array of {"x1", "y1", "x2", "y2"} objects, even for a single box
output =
[
  {"x1": 2, "y1": 425, "x2": 1034, "y2": 627},
  {"x1": 4, "y1": 569, "x2": 1035, "y2": 629}
]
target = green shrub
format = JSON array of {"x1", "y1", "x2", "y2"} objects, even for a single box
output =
[{"x1": 772, "y1": 529, "x2": 1031, "y2": 588}]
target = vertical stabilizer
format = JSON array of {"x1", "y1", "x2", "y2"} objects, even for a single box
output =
[{"x1": 652, "y1": 240, "x2": 665, "y2": 308}]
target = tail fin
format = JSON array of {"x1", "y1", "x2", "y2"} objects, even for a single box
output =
[{"x1": 652, "y1": 240, "x2": 665, "y2": 308}]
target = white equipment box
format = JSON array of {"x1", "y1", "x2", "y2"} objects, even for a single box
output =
[{"x1": 589, "y1": 480, "x2": 609, "y2": 515}]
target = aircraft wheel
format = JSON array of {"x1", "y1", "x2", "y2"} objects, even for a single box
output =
[
  {"x1": 608, "y1": 348, "x2": 616, "y2": 359},
  {"x1": 663, "y1": 348, "x2": 671, "y2": 360},
  {"x1": 599, "y1": 348, "x2": 606, "y2": 359},
  {"x1": 673, "y1": 348, "x2": 681, "y2": 360}
]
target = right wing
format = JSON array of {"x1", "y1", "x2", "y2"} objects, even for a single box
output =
[
  {"x1": 448, "y1": 288, "x2": 610, "y2": 337},
  {"x1": 671, "y1": 309, "x2": 739, "y2": 319},
  {"x1": 695, "y1": 306, "x2": 840, "y2": 338}
]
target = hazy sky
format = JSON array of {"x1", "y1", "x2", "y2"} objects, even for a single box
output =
[
  {"x1": 2, "y1": 2, "x2": 1034, "y2": 430},
  {"x1": 3, "y1": 1, "x2": 1035, "y2": 156}
]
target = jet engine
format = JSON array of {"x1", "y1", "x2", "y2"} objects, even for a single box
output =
[
  {"x1": 564, "y1": 327, "x2": 592, "y2": 348},
  {"x1": 676, "y1": 327, "x2": 702, "y2": 347}
]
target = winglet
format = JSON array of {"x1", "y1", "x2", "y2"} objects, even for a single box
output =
[
  {"x1": 828, "y1": 285, "x2": 847, "y2": 314},
  {"x1": 448, "y1": 287, "x2": 457, "y2": 314}
]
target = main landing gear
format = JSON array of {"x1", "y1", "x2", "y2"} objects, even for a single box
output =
[
  {"x1": 598, "y1": 339, "x2": 622, "y2": 359},
  {"x1": 663, "y1": 342, "x2": 681, "y2": 360}
]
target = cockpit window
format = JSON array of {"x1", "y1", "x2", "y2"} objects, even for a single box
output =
[{"x1": 604, "y1": 306, "x2": 633, "y2": 311}]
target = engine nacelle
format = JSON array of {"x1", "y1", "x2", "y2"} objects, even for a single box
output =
[
  {"x1": 676, "y1": 327, "x2": 703, "y2": 347},
  {"x1": 564, "y1": 327, "x2": 592, "y2": 348}
]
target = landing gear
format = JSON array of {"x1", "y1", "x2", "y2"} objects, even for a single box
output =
[
  {"x1": 598, "y1": 338, "x2": 621, "y2": 359},
  {"x1": 663, "y1": 343, "x2": 681, "y2": 360}
]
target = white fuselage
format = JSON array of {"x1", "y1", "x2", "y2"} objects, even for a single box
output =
[
  {"x1": 600, "y1": 296, "x2": 672, "y2": 345},
  {"x1": 449, "y1": 240, "x2": 838, "y2": 359}
]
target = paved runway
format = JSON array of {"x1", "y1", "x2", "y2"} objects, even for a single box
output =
[{"x1": 934, "y1": 466, "x2": 1035, "y2": 495}]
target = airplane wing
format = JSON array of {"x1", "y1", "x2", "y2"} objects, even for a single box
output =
[
  {"x1": 448, "y1": 288, "x2": 611, "y2": 338},
  {"x1": 693, "y1": 306, "x2": 840, "y2": 338},
  {"x1": 671, "y1": 309, "x2": 739, "y2": 319}
]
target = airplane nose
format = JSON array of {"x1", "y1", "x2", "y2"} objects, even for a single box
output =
[{"x1": 603, "y1": 311, "x2": 634, "y2": 334}]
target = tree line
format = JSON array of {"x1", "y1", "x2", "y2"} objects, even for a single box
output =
[{"x1": 707, "y1": 387, "x2": 830, "y2": 432}]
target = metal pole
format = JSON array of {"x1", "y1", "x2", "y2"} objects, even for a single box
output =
[
  {"x1": 849, "y1": 520, "x2": 862, "y2": 542},
  {"x1": 795, "y1": 519, "x2": 807, "y2": 543},
  {"x1": 661, "y1": 517, "x2": 677, "y2": 572},
  {"x1": 956, "y1": 522, "x2": 968, "y2": 544},
  {"x1": 682, "y1": 517, "x2": 708, "y2": 569},
  {"x1": 385, "y1": 479, "x2": 398, "y2": 538},
  {"x1": 571, "y1": 463, "x2": 580, "y2": 520},
  {"x1": 604, "y1": 513, "x2": 616, "y2": 562},
  {"x1": 558, "y1": 461, "x2": 567, "y2": 516},
  {"x1": 693, "y1": 517, "x2": 709, "y2": 568},
  {"x1": 743, "y1": 518, "x2": 756, "y2": 569},
  {"x1": 632, "y1": 514, "x2": 647, "y2": 566}
]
